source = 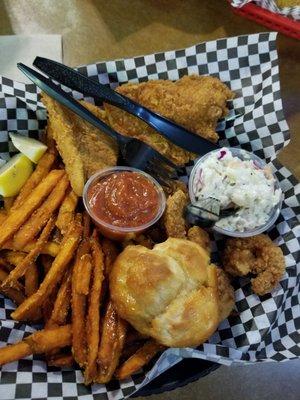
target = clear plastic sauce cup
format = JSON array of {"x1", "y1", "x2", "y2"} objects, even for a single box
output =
[{"x1": 83, "y1": 166, "x2": 166, "y2": 241}]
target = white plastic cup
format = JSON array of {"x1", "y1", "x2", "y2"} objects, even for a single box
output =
[{"x1": 188, "y1": 147, "x2": 283, "y2": 237}]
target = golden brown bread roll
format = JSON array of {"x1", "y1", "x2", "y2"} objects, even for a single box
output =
[{"x1": 110, "y1": 238, "x2": 220, "y2": 347}]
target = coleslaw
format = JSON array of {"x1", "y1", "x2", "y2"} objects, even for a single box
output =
[{"x1": 191, "y1": 148, "x2": 282, "y2": 232}]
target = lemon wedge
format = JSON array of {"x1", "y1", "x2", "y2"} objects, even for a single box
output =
[
  {"x1": 0, "y1": 154, "x2": 33, "y2": 197},
  {"x1": 9, "y1": 132, "x2": 47, "y2": 163}
]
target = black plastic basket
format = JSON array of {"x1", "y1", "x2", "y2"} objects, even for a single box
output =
[{"x1": 133, "y1": 359, "x2": 220, "y2": 397}]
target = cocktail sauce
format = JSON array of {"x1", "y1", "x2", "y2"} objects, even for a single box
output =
[{"x1": 86, "y1": 171, "x2": 162, "y2": 239}]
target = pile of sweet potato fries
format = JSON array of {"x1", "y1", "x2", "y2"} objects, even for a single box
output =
[{"x1": 0, "y1": 148, "x2": 164, "y2": 384}]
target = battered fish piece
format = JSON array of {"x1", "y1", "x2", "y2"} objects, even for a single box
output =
[
  {"x1": 42, "y1": 94, "x2": 118, "y2": 196},
  {"x1": 223, "y1": 235, "x2": 285, "y2": 296},
  {"x1": 163, "y1": 180, "x2": 188, "y2": 197},
  {"x1": 105, "y1": 75, "x2": 233, "y2": 164},
  {"x1": 163, "y1": 189, "x2": 188, "y2": 238},
  {"x1": 187, "y1": 226, "x2": 211, "y2": 256},
  {"x1": 217, "y1": 269, "x2": 235, "y2": 321}
]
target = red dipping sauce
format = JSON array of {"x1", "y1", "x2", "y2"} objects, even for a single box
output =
[{"x1": 83, "y1": 167, "x2": 166, "y2": 240}]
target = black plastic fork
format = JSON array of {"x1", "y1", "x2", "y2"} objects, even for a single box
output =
[
  {"x1": 33, "y1": 56, "x2": 218, "y2": 155},
  {"x1": 17, "y1": 63, "x2": 178, "y2": 186}
]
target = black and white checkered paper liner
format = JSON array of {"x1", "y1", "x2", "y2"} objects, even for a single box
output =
[
  {"x1": 0, "y1": 32, "x2": 299, "y2": 400},
  {"x1": 231, "y1": 0, "x2": 300, "y2": 20}
]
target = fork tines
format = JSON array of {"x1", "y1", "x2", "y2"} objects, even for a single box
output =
[{"x1": 145, "y1": 157, "x2": 178, "y2": 187}]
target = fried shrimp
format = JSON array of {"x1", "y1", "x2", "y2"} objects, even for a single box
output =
[
  {"x1": 223, "y1": 234, "x2": 285, "y2": 296},
  {"x1": 217, "y1": 269, "x2": 235, "y2": 321},
  {"x1": 187, "y1": 226, "x2": 211, "y2": 256}
]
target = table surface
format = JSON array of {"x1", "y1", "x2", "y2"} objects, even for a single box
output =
[{"x1": 0, "y1": 1, "x2": 299, "y2": 400}]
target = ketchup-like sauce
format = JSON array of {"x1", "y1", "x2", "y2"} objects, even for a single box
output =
[{"x1": 87, "y1": 171, "x2": 160, "y2": 228}]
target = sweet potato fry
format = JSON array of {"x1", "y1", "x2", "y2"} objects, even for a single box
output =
[
  {"x1": 102, "y1": 238, "x2": 119, "y2": 277},
  {"x1": 47, "y1": 353, "x2": 75, "y2": 368},
  {"x1": 84, "y1": 231, "x2": 104, "y2": 384},
  {"x1": 0, "y1": 257, "x2": 14, "y2": 273},
  {"x1": 52, "y1": 228, "x2": 63, "y2": 244},
  {"x1": 0, "y1": 325, "x2": 72, "y2": 366},
  {"x1": 0, "y1": 209, "x2": 7, "y2": 224},
  {"x1": 13, "y1": 175, "x2": 69, "y2": 250},
  {"x1": 75, "y1": 254, "x2": 92, "y2": 296},
  {"x1": 115, "y1": 340, "x2": 165, "y2": 380},
  {"x1": 3, "y1": 240, "x2": 60, "y2": 257},
  {"x1": 4, "y1": 251, "x2": 26, "y2": 266},
  {"x1": 100, "y1": 238, "x2": 119, "y2": 300},
  {"x1": 32, "y1": 241, "x2": 59, "y2": 257},
  {"x1": 71, "y1": 293, "x2": 86, "y2": 367},
  {"x1": 41, "y1": 254, "x2": 53, "y2": 277},
  {"x1": 0, "y1": 341, "x2": 31, "y2": 365},
  {"x1": 11, "y1": 151, "x2": 56, "y2": 212},
  {"x1": 0, "y1": 268, "x2": 24, "y2": 292},
  {"x1": 26, "y1": 325, "x2": 72, "y2": 353},
  {"x1": 42, "y1": 285, "x2": 59, "y2": 323},
  {"x1": 0, "y1": 169, "x2": 64, "y2": 248},
  {"x1": 83, "y1": 212, "x2": 91, "y2": 239},
  {"x1": 120, "y1": 339, "x2": 148, "y2": 362},
  {"x1": 47, "y1": 269, "x2": 72, "y2": 328},
  {"x1": 56, "y1": 189, "x2": 78, "y2": 234},
  {"x1": 3, "y1": 218, "x2": 55, "y2": 288},
  {"x1": 3, "y1": 197, "x2": 15, "y2": 212},
  {"x1": 0, "y1": 268, "x2": 26, "y2": 305},
  {"x1": 73, "y1": 213, "x2": 92, "y2": 296},
  {"x1": 0, "y1": 286, "x2": 26, "y2": 305},
  {"x1": 71, "y1": 240, "x2": 90, "y2": 367},
  {"x1": 11, "y1": 219, "x2": 82, "y2": 321},
  {"x1": 44, "y1": 270, "x2": 72, "y2": 363},
  {"x1": 96, "y1": 300, "x2": 127, "y2": 384},
  {"x1": 25, "y1": 263, "x2": 39, "y2": 297}
]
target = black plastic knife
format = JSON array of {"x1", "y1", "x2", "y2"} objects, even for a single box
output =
[{"x1": 33, "y1": 56, "x2": 218, "y2": 156}]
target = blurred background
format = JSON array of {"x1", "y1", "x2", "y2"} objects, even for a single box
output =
[{"x1": 0, "y1": 1, "x2": 299, "y2": 399}]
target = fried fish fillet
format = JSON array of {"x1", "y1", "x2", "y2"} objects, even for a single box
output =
[
  {"x1": 163, "y1": 189, "x2": 189, "y2": 238},
  {"x1": 104, "y1": 75, "x2": 234, "y2": 165},
  {"x1": 42, "y1": 94, "x2": 118, "y2": 196}
]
